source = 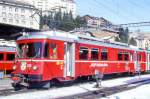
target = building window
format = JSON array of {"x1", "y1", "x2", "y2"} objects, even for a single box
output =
[
  {"x1": 8, "y1": 13, "x2": 13, "y2": 18},
  {"x1": 79, "y1": 47, "x2": 88, "y2": 60},
  {"x1": 2, "y1": 12, "x2": 6, "y2": 17},
  {"x1": 15, "y1": 14, "x2": 19, "y2": 19},
  {"x1": 22, "y1": 20, "x2": 26, "y2": 24},
  {"x1": 91, "y1": 48, "x2": 99, "y2": 60},
  {"x1": 101, "y1": 48, "x2": 108, "y2": 60},
  {"x1": 3, "y1": 18, "x2": 7, "y2": 22},
  {"x1": 9, "y1": 19, "x2": 13, "y2": 23},
  {"x1": 9, "y1": 7, "x2": 12, "y2": 11},
  {"x1": 15, "y1": 20, "x2": 19, "y2": 24},
  {"x1": 15, "y1": 8, "x2": 18, "y2": 12},
  {"x1": 2, "y1": 6, "x2": 6, "y2": 10},
  {"x1": 118, "y1": 51, "x2": 123, "y2": 61},
  {"x1": 21, "y1": 8, "x2": 25, "y2": 13},
  {"x1": 21, "y1": 15, "x2": 25, "y2": 20},
  {"x1": 30, "y1": 22, "x2": 33, "y2": 25}
]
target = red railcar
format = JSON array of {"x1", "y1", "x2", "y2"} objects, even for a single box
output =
[
  {"x1": 0, "y1": 45, "x2": 16, "y2": 73},
  {"x1": 11, "y1": 31, "x2": 150, "y2": 88}
]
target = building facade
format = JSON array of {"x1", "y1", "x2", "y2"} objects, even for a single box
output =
[
  {"x1": 20, "y1": 0, "x2": 76, "y2": 17},
  {"x1": 0, "y1": 0, "x2": 40, "y2": 30},
  {"x1": 83, "y1": 15, "x2": 112, "y2": 28},
  {"x1": 130, "y1": 32, "x2": 150, "y2": 49}
]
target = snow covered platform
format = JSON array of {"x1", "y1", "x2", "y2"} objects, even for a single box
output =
[
  {"x1": 0, "y1": 78, "x2": 13, "y2": 90},
  {"x1": 0, "y1": 74, "x2": 150, "y2": 99}
]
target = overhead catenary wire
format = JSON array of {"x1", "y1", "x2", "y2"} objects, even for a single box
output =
[{"x1": 92, "y1": 0, "x2": 136, "y2": 22}]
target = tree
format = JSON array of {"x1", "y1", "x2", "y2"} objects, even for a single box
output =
[
  {"x1": 40, "y1": 11, "x2": 87, "y2": 31},
  {"x1": 116, "y1": 27, "x2": 129, "y2": 43},
  {"x1": 129, "y1": 37, "x2": 137, "y2": 46}
]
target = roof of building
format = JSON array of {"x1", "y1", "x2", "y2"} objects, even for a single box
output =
[
  {"x1": 130, "y1": 32, "x2": 150, "y2": 40},
  {"x1": 0, "y1": 0, "x2": 35, "y2": 8},
  {"x1": 88, "y1": 30, "x2": 118, "y2": 39}
]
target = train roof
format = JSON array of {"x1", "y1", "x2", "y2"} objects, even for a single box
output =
[{"x1": 18, "y1": 31, "x2": 143, "y2": 51}]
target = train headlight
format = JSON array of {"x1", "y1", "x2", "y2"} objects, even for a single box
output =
[
  {"x1": 32, "y1": 65, "x2": 38, "y2": 71},
  {"x1": 13, "y1": 65, "x2": 16, "y2": 70}
]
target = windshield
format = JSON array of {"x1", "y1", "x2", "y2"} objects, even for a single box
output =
[{"x1": 17, "y1": 42, "x2": 42, "y2": 58}]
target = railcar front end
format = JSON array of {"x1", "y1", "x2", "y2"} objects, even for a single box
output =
[{"x1": 11, "y1": 39, "x2": 64, "y2": 88}]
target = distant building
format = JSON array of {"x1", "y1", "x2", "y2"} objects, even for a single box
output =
[
  {"x1": 19, "y1": 0, "x2": 76, "y2": 17},
  {"x1": 130, "y1": 32, "x2": 150, "y2": 49},
  {"x1": 83, "y1": 15, "x2": 113, "y2": 28},
  {"x1": 0, "y1": 0, "x2": 40, "y2": 30},
  {"x1": 71, "y1": 29, "x2": 119, "y2": 42}
]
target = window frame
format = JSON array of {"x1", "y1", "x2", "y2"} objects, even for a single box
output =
[
  {"x1": 79, "y1": 47, "x2": 89, "y2": 60},
  {"x1": 101, "y1": 48, "x2": 108, "y2": 61},
  {"x1": 91, "y1": 48, "x2": 99, "y2": 60}
]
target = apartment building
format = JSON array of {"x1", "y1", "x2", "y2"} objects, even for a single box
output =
[
  {"x1": 83, "y1": 15, "x2": 112, "y2": 28},
  {"x1": 20, "y1": 0, "x2": 76, "y2": 17},
  {"x1": 0, "y1": 0, "x2": 40, "y2": 30}
]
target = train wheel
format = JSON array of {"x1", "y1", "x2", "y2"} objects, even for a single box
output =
[
  {"x1": 29, "y1": 81, "x2": 51, "y2": 89},
  {"x1": 12, "y1": 83, "x2": 23, "y2": 91}
]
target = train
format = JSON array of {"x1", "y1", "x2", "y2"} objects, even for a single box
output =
[
  {"x1": 0, "y1": 41, "x2": 16, "y2": 75},
  {"x1": 11, "y1": 31, "x2": 150, "y2": 88}
]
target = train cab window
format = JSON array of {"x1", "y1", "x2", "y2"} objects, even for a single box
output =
[
  {"x1": 0, "y1": 53, "x2": 4, "y2": 61},
  {"x1": 118, "y1": 51, "x2": 123, "y2": 61},
  {"x1": 101, "y1": 48, "x2": 108, "y2": 60},
  {"x1": 44, "y1": 43, "x2": 49, "y2": 58},
  {"x1": 91, "y1": 48, "x2": 99, "y2": 60},
  {"x1": 124, "y1": 52, "x2": 129, "y2": 61},
  {"x1": 79, "y1": 47, "x2": 88, "y2": 60},
  {"x1": 6, "y1": 54, "x2": 15, "y2": 61},
  {"x1": 50, "y1": 43, "x2": 57, "y2": 59}
]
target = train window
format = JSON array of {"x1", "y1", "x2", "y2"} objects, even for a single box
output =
[
  {"x1": 0, "y1": 53, "x2": 4, "y2": 61},
  {"x1": 79, "y1": 47, "x2": 88, "y2": 60},
  {"x1": 91, "y1": 48, "x2": 99, "y2": 60},
  {"x1": 138, "y1": 54, "x2": 142, "y2": 61},
  {"x1": 101, "y1": 48, "x2": 108, "y2": 60},
  {"x1": 124, "y1": 52, "x2": 129, "y2": 61},
  {"x1": 7, "y1": 54, "x2": 15, "y2": 61},
  {"x1": 44, "y1": 43, "x2": 49, "y2": 58},
  {"x1": 50, "y1": 43, "x2": 57, "y2": 59},
  {"x1": 118, "y1": 51, "x2": 123, "y2": 61}
]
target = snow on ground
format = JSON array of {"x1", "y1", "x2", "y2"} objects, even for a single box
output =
[
  {"x1": 103, "y1": 84, "x2": 150, "y2": 99},
  {"x1": 0, "y1": 74, "x2": 150, "y2": 99}
]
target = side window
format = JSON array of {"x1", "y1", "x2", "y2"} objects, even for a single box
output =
[
  {"x1": 0, "y1": 53, "x2": 4, "y2": 61},
  {"x1": 91, "y1": 48, "x2": 99, "y2": 60},
  {"x1": 50, "y1": 43, "x2": 57, "y2": 59},
  {"x1": 118, "y1": 51, "x2": 123, "y2": 61},
  {"x1": 124, "y1": 52, "x2": 129, "y2": 61},
  {"x1": 138, "y1": 54, "x2": 142, "y2": 61},
  {"x1": 79, "y1": 47, "x2": 88, "y2": 60},
  {"x1": 101, "y1": 48, "x2": 108, "y2": 60},
  {"x1": 7, "y1": 54, "x2": 15, "y2": 61},
  {"x1": 44, "y1": 43, "x2": 49, "y2": 58}
]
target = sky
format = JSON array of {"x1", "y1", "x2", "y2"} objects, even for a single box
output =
[{"x1": 75, "y1": 0, "x2": 150, "y2": 32}]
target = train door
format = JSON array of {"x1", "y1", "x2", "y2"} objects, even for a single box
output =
[
  {"x1": 146, "y1": 52, "x2": 150, "y2": 71},
  {"x1": 64, "y1": 42, "x2": 75, "y2": 77},
  {"x1": 134, "y1": 51, "x2": 140, "y2": 72}
]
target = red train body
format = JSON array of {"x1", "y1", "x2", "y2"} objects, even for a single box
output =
[
  {"x1": 11, "y1": 31, "x2": 150, "y2": 88},
  {"x1": 0, "y1": 46, "x2": 16, "y2": 73}
]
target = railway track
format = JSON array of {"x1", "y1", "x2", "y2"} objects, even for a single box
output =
[
  {"x1": 57, "y1": 78, "x2": 150, "y2": 99},
  {"x1": 0, "y1": 76, "x2": 150, "y2": 98}
]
